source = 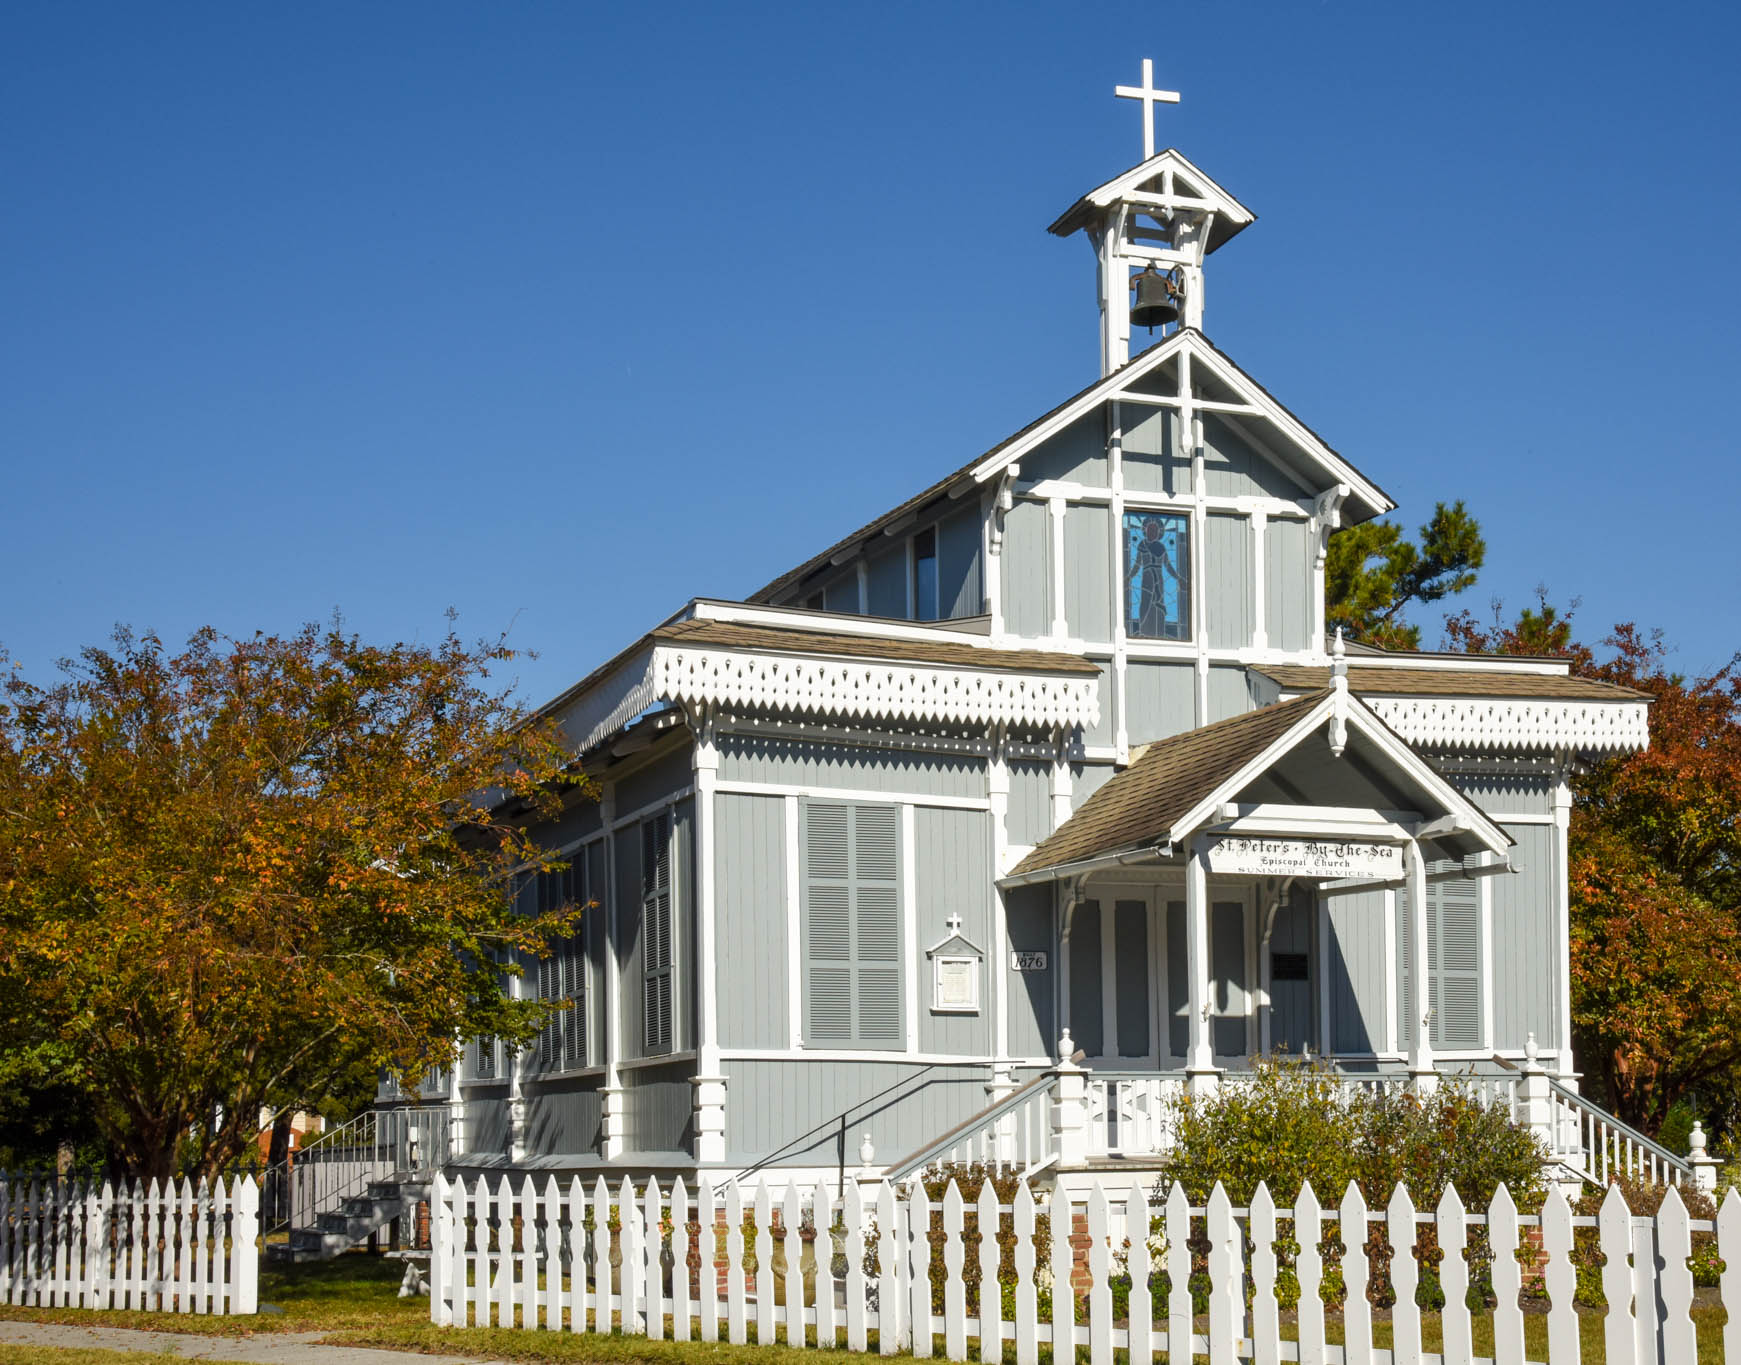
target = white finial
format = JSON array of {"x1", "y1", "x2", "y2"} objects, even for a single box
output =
[
  {"x1": 1525, "y1": 1031, "x2": 1539, "y2": 1067},
  {"x1": 1331, "y1": 627, "x2": 1347, "y2": 679},
  {"x1": 1690, "y1": 1121, "x2": 1708, "y2": 1158},
  {"x1": 1114, "y1": 58, "x2": 1180, "y2": 161},
  {"x1": 1328, "y1": 628, "x2": 1349, "y2": 758},
  {"x1": 859, "y1": 1133, "x2": 876, "y2": 1166}
]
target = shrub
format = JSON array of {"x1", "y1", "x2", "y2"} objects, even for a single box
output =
[
  {"x1": 1567, "y1": 1176, "x2": 1721, "y2": 1306},
  {"x1": 900, "y1": 1162, "x2": 1052, "y2": 1319}
]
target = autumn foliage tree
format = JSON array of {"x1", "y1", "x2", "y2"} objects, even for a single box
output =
[
  {"x1": 0, "y1": 621, "x2": 590, "y2": 1182},
  {"x1": 1447, "y1": 597, "x2": 1741, "y2": 1134}
]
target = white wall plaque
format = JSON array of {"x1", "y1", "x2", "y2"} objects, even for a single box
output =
[
  {"x1": 1206, "y1": 836, "x2": 1402, "y2": 880},
  {"x1": 932, "y1": 956, "x2": 980, "y2": 1013}
]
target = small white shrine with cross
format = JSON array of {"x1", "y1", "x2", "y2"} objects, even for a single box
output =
[{"x1": 344, "y1": 61, "x2": 1666, "y2": 1248}]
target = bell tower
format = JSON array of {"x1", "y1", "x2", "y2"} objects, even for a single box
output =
[{"x1": 1048, "y1": 61, "x2": 1257, "y2": 376}]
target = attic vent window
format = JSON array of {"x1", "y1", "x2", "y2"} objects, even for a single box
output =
[{"x1": 912, "y1": 526, "x2": 939, "y2": 621}]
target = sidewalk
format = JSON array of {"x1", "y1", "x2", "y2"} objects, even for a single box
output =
[{"x1": 0, "y1": 1321, "x2": 501, "y2": 1364}]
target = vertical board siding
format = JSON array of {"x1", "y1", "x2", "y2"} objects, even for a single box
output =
[
  {"x1": 1493, "y1": 823, "x2": 1558, "y2": 1051},
  {"x1": 1206, "y1": 666, "x2": 1250, "y2": 723},
  {"x1": 866, "y1": 546, "x2": 908, "y2": 618},
  {"x1": 1120, "y1": 406, "x2": 1182, "y2": 494},
  {"x1": 522, "y1": 1083, "x2": 604, "y2": 1156},
  {"x1": 1003, "y1": 884, "x2": 1055, "y2": 1058},
  {"x1": 916, "y1": 807, "x2": 994, "y2": 1055},
  {"x1": 938, "y1": 506, "x2": 984, "y2": 620},
  {"x1": 1062, "y1": 505, "x2": 1112, "y2": 642},
  {"x1": 1264, "y1": 516, "x2": 1312, "y2": 651},
  {"x1": 625, "y1": 1062, "x2": 695, "y2": 1154},
  {"x1": 1070, "y1": 761, "x2": 1115, "y2": 810},
  {"x1": 1082, "y1": 662, "x2": 1116, "y2": 745},
  {"x1": 1204, "y1": 513, "x2": 1254, "y2": 648},
  {"x1": 1124, "y1": 660, "x2": 1196, "y2": 745},
  {"x1": 1005, "y1": 762, "x2": 1053, "y2": 848},
  {"x1": 1201, "y1": 413, "x2": 1312, "y2": 500},
  {"x1": 717, "y1": 735, "x2": 986, "y2": 801},
  {"x1": 1067, "y1": 901, "x2": 1105, "y2": 1057},
  {"x1": 721, "y1": 1060, "x2": 991, "y2": 1168},
  {"x1": 1324, "y1": 886, "x2": 1388, "y2": 1054},
  {"x1": 674, "y1": 799, "x2": 697, "y2": 1052},
  {"x1": 715, "y1": 793, "x2": 788, "y2": 1049},
  {"x1": 463, "y1": 1096, "x2": 511, "y2": 1157},
  {"x1": 1268, "y1": 889, "x2": 1316, "y2": 1053},
  {"x1": 616, "y1": 747, "x2": 695, "y2": 817},
  {"x1": 823, "y1": 574, "x2": 860, "y2": 613},
  {"x1": 1002, "y1": 499, "x2": 1051, "y2": 639},
  {"x1": 1451, "y1": 769, "x2": 1556, "y2": 818},
  {"x1": 615, "y1": 824, "x2": 645, "y2": 1058},
  {"x1": 1021, "y1": 411, "x2": 1108, "y2": 484}
]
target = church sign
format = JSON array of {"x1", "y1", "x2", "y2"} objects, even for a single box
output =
[{"x1": 1206, "y1": 836, "x2": 1402, "y2": 880}]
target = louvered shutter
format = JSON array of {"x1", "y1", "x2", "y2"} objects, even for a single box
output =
[
  {"x1": 1398, "y1": 887, "x2": 1415, "y2": 1053},
  {"x1": 803, "y1": 802, "x2": 855, "y2": 1042},
  {"x1": 642, "y1": 814, "x2": 674, "y2": 1055},
  {"x1": 852, "y1": 804, "x2": 903, "y2": 1044},
  {"x1": 1430, "y1": 876, "x2": 1482, "y2": 1049},
  {"x1": 803, "y1": 801, "x2": 903, "y2": 1047}
]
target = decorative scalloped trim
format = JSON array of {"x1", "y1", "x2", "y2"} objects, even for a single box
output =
[
  {"x1": 569, "y1": 650, "x2": 659, "y2": 753},
  {"x1": 1363, "y1": 696, "x2": 1649, "y2": 753},
  {"x1": 654, "y1": 646, "x2": 1101, "y2": 732}
]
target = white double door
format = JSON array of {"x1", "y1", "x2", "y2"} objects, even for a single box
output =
[{"x1": 1066, "y1": 883, "x2": 1257, "y2": 1066}]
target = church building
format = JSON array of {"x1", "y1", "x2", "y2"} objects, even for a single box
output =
[{"x1": 387, "y1": 63, "x2": 1653, "y2": 1195}]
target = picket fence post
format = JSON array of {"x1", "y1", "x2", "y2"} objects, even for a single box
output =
[
  {"x1": 1488, "y1": 1182, "x2": 1524, "y2": 1363},
  {"x1": 1339, "y1": 1183, "x2": 1371, "y2": 1365},
  {"x1": 1438, "y1": 1184, "x2": 1470, "y2": 1364},
  {"x1": 1542, "y1": 1182, "x2": 1580, "y2": 1363},
  {"x1": 1387, "y1": 1183, "x2": 1419, "y2": 1365},
  {"x1": 1011, "y1": 1180, "x2": 1036, "y2": 1365},
  {"x1": 1599, "y1": 1182, "x2": 1637, "y2": 1365},
  {"x1": 1164, "y1": 1183, "x2": 1190, "y2": 1364}
]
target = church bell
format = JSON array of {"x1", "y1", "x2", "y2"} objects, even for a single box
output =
[{"x1": 1129, "y1": 268, "x2": 1180, "y2": 331}]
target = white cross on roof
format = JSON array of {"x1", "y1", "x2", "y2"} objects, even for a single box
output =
[
  {"x1": 945, "y1": 913, "x2": 964, "y2": 936},
  {"x1": 1114, "y1": 58, "x2": 1180, "y2": 161}
]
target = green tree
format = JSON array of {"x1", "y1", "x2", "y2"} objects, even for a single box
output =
[
  {"x1": 1325, "y1": 500, "x2": 1485, "y2": 649},
  {"x1": 0, "y1": 621, "x2": 592, "y2": 1182}
]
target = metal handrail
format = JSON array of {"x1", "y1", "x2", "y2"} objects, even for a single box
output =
[
  {"x1": 261, "y1": 1105, "x2": 450, "y2": 1237},
  {"x1": 734, "y1": 1063, "x2": 949, "y2": 1188}
]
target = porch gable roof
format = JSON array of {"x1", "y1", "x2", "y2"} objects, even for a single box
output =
[{"x1": 1007, "y1": 689, "x2": 1508, "y2": 882}]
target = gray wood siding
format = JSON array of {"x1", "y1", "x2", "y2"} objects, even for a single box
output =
[
  {"x1": 1201, "y1": 414, "x2": 1312, "y2": 500},
  {"x1": 915, "y1": 806, "x2": 993, "y2": 1055},
  {"x1": 462, "y1": 1095, "x2": 511, "y2": 1158},
  {"x1": 1125, "y1": 660, "x2": 1196, "y2": 744},
  {"x1": 718, "y1": 734, "x2": 986, "y2": 800},
  {"x1": 1003, "y1": 498, "x2": 1051, "y2": 638},
  {"x1": 617, "y1": 746, "x2": 694, "y2": 816},
  {"x1": 1022, "y1": 411, "x2": 1108, "y2": 485},
  {"x1": 1324, "y1": 886, "x2": 1389, "y2": 1054},
  {"x1": 1063, "y1": 504, "x2": 1112, "y2": 641},
  {"x1": 625, "y1": 1061, "x2": 695, "y2": 1155},
  {"x1": 1083, "y1": 661, "x2": 1115, "y2": 745},
  {"x1": 1066, "y1": 901, "x2": 1103, "y2": 1056},
  {"x1": 613, "y1": 823, "x2": 642, "y2": 1057},
  {"x1": 722, "y1": 1059, "x2": 992, "y2": 1168},
  {"x1": 1205, "y1": 513, "x2": 1253, "y2": 648},
  {"x1": 823, "y1": 573, "x2": 860, "y2": 613},
  {"x1": 1121, "y1": 407, "x2": 1183, "y2": 495},
  {"x1": 1114, "y1": 899, "x2": 1151, "y2": 1057},
  {"x1": 1006, "y1": 761, "x2": 1052, "y2": 848},
  {"x1": 1492, "y1": 823, "x2": 1558, "y2": 1050},
  {"x1": 715, "y1": 793, "x2": 788, "y2": 1049},
  {"x1": 1071, "y1": 761, "x2": 1115, "y2": 810},
  {"x1": 1269, "y1": 889, "x2": 1316, "y2": 1053},
  {"x1": 1451, "y1": 771, "x2": 1556, "y2": 818},
  {"x1": 1265, "y1": 517, "x2": 1312, "y2": 652},
  {"x1": 541, "y1": 798, "x2": 604, "y2": 851},
  {"x1": 866, "y1": 546, "x2": 907, "y2": 617},
  {"x1": 1003, "y1": 883, "x2": 1055, "y2": 1058},
  {"x1": 674, "y1": 797, "x2": 697, "y2": 1053},
  {"x1": 1207, "y1": 666, "x2": 1251, "y2": 723},
  {"x1": 522, "y1": 1082, "x2": 603, "y2": 1158},
  {"x1": 938, "y1": 506, "x2": 984, "y2": 619}
]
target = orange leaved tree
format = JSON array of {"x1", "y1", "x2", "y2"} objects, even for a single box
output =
[{"x1": 0, "y1": 621, "x2": 589, "y2": 1182}]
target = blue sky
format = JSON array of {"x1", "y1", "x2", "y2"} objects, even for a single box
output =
[{"x1": 4, "y1": 2, "x2": 1737, "y2": 706}]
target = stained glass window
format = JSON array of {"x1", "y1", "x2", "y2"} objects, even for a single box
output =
[{"x1": 1124, "y1": 511, "x2": 1191, "y2": 640}]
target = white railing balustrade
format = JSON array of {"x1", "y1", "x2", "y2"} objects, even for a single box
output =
[
  {"x1": 0, "y1": 1174, "x2": 257, "y2": 1314},
  {"x1": 430, "y1": 1170, "x2": 1741, "y2": 1364},
  {"x1": 1083, "y1": 1072, "x2": 1182, "y2": 1157},
  {"x1": 1547, "y1": 1079, "x2": 1694, "y2": 1187}
]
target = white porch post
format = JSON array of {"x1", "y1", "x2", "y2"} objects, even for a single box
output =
[
  {"x1": 1405, "y1": 837, "x2": 1437, "y2": 1092},
  {"x1": 690, "y1": 710, "x2": 728, "y2": 1166},
  {"x1": 598, "y1": 780, "x2": 628, "y2": 1160},
  {"x1": 1185, "y1": 836, "x2": 1218, "y2": 1094}
]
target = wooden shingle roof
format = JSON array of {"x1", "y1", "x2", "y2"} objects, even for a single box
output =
[
  {"x1": 1011, "y1": 692, "x2": 1326, "y2": 877},
  {"x1": 652, "y1": 618, "x2": 1101, "y2": 675},
  {"x1": 1255, "y1": 664, "x2": 1648, "y2": 702}
]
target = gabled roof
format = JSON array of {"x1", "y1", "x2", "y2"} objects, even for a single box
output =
[
  {"x1": 1047, "y1": 148, "x2": 1256, "y2": 251},
  {"x1": 1009, "y1": 689, "x2": 1509, "y2": 881},
  {"x1": 748, "y1": 328, "x2": 1393, "y2": 604},
  {"x1": 1255, "y1": 664, "x2": 1650, "y2": 703}
]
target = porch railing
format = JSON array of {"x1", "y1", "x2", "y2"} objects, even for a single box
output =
[
  {"x1": 1545, "y1": 1078, "x2": 1694, "y2": 1187},
  {"x1": 882, "y1": 1071, "x2": 1057, "y2": 1183}
]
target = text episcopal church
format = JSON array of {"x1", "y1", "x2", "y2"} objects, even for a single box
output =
[{"x1": 382, "y1": 64, "x2": 1654, "y2": 1192}]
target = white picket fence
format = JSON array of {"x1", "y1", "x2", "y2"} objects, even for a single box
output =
[
  {"x1": 0, "y1": 1174, "x2": 258, "y2": 1314},
  {"x1": 431, "y1": 1170, "x2": 1741, "y2": 1364}
]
